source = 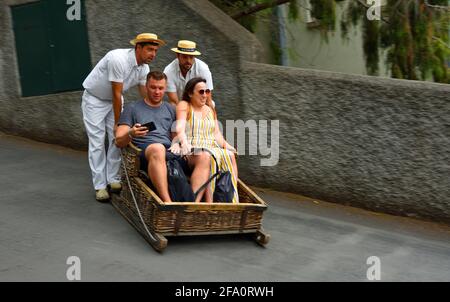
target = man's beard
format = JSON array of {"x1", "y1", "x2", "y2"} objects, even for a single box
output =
[{"x1": 181, "y1": 65, "x2": 192, "y2": 73}]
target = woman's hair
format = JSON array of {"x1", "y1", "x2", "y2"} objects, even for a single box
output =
[
  {"x1": 181, "y1": 77, "x2": 216, "y2": 121},
  {"x1": 181, "y1": 77, "x2": 207, "y2": 103}
]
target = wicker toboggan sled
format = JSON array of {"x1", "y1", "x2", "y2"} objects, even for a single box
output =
[{"x1": 111, "y1": 143, "x2": 270, "y2": 252}]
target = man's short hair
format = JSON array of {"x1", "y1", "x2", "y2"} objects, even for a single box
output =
[{"x1": 147, "y1": 70, "x2": 167, "y2": 82}]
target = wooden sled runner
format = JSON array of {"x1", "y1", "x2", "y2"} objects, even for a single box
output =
[{"x1": 111, "y1": 143, "x2": 270, "y2": 252}]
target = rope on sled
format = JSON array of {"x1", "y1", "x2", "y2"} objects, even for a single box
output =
[{"x1": 119, "y1": 148, "x2": 157, "y2": 243}]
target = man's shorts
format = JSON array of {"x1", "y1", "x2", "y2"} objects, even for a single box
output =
[{"x1": 135, "y1": 142, "x2": 191, "y2": 176}]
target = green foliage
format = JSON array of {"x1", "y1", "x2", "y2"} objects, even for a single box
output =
[
  {"x1": 363, "y1": 18, "x2": 381, "y2": 75},
  {"x1": 310, "y1": 0, "x2": 336, "y2": 31},
  {"x1": 287, "y1": 0, "x2": 299, "y2": 21},
  {"x1": 212, "y1": 0, "x2": 449, "y2": 83},
  {"x1": 340, "y1": 0, "x2": 449, "y2": 83},
  {"x1": 270, "y1": 39, "x2": 283, "y2": 63}
]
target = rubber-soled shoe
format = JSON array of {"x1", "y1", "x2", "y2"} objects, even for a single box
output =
[
  {"x1": 96, "y1": 188, "x2": 110, "y2": 202},
  {"x1": 109, "y1": 182, "x2": 122, "y2": 193}
]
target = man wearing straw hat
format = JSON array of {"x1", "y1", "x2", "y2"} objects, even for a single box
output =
[
  {"x1": 81, "y1": 33, "x2": 165, "y2": 202},
  {"x1": 163, "y1": 40, "x2": 214, "y2": 106}
]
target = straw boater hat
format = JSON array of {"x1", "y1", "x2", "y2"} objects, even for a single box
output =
[
  {"x1": 130, "y1": 33, "x2": 166, "y2": 46},
  {"x1": 171, "y1": 40, "x2": 201, "y2": 56}
]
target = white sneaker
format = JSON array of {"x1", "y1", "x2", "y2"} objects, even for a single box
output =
[{"x1": 95, "y1": 188, "x2": 110, "y2": 202}]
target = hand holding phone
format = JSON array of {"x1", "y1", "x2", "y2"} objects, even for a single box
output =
[{"x1": 141, "y1": 121, "x2": 156, "y2": 132}]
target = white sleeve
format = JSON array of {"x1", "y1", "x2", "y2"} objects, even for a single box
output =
[
  {"x1": 204, "y1": 66, "x2": 213, "y2": 90},
  {"x1": 107, "y1": 57, "x2": 126, "y2": 83},
  {"x1": 139, "y1": 65, "x2": 150, "y2": 86},
  {"x1": 164, "y1": 66, "x2": 177, "y2": 92}
]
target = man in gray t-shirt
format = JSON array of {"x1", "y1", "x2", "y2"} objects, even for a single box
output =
[
  {"x1": 118, "y1": 98, "x2": 175, "y2": 149},
  {"x1": 115, "y1": 71, "x2": 176, "y2": 202}
]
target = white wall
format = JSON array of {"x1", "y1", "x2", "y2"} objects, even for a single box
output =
[{"x1": 253, "y1": 0, "x2": 390, "y2": 77}]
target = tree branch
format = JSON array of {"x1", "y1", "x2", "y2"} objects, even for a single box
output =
[
  {"x1": 231, "y1": 0, "x2": 293, "y2": 19},
  {"x1": 424, "y1": 0, "x2": 450, "y2": 10}
]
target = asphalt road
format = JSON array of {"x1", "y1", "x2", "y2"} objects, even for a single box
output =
[{"x1": 1, "y1": 133, "x2": 449, "y2": 281}]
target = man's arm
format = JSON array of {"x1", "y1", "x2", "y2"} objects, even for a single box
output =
[
  {"x1": 115, "y1": 123, "x2": 148, "y2": 148},
  {"x1": 111, "y1": 81, "x2": 124, "y2": 132},
  {"x1": 167, "y1": 92, "x2": 179, "y2": 106},
  {"x1": 115, "y1": 124, "x2": 132, "y2": 148},
  {"x1": 163, "y1": 67, "x2": 179, "y2": 106}
]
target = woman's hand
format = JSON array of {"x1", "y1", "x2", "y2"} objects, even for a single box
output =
[
  {"x1": 169, "y1": 141, "x2": 192, "y2": 155},
  {"x1": 180, "y1": 141, "x2": 193, "y2": 155},
  {"x1": 169, "y1": 142, "x2": 181, "y2": 155}
]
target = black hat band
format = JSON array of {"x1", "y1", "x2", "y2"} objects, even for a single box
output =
[{"x1": 178, "y1": 47, "x2": 196, "y2": 52}]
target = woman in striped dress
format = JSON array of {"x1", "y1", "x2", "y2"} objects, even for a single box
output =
[{"x1": 170, "y1": 77, "x2": 238, "y2": 203}]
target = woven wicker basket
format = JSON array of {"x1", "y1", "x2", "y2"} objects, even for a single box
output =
[{"x1": 111, "y1": 143, "x2": 270, "y2": 252}]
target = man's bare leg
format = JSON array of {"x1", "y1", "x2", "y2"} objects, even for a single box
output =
[{"x1": 145, "y1": 144, "x2": 172, "y2": 203}]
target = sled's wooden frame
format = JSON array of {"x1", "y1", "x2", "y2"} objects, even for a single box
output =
[{"x1": 111, "y1": 143, "x2": 270, "y2": 252}]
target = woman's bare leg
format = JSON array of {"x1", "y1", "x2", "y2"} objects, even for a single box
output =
[
  {"x1": 188, "y1": 151, "x2": 211, "y2": 202},
  {"x1": 228, "y1": 150, "x2": 238, "y2": 180},
  {"x1": 204, "y1": 186, "x2": 213, "y2": 203}
]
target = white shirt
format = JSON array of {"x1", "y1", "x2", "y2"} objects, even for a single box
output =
[
  {"x1": 82, "y1": 49, "x2": 149, "y2": 100},
  {"x1": 163, "y1": 58, "x2": 213, "y2": 101}
]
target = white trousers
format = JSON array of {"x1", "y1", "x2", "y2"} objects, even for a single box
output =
[{"x1": 81, "y1": 90, "x2": 122, "y2": 190}]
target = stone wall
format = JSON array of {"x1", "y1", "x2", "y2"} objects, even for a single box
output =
[{"x1": 239, "y1": 62, "x2": 450, "y2": 223}]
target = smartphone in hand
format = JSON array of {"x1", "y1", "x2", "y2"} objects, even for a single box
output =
[{"x1": 141, "y1": 121, "x2": 156, "y2": 132}]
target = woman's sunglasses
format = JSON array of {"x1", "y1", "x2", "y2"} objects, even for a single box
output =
[{"x1": 198, "y1": 89, "x2": 211, "y2": 95}]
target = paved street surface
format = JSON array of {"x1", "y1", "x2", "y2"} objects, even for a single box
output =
[{"x1": 1, "y1": 133, "x2": 449, "y2": 281}]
